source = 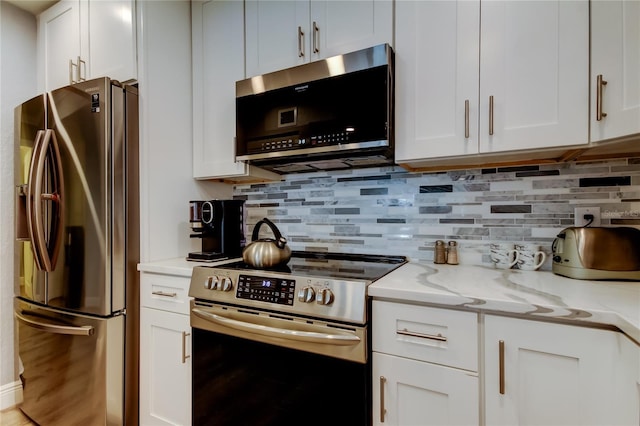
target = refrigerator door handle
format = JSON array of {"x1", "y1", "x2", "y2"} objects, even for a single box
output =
[
  {"x1": 15, "y1": 311, "x2": 94, "y2": 336},
  {"x1": 27, "y1": 129, "x2": 65, "y2": 273}
]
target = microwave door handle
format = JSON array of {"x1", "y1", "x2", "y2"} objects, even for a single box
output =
[
  {"x1": 192, "y1": 308, "x2": 361, "y2": 346},
  {"x1": 15, "y1": 311, "x2": 94, "y2": 336}
]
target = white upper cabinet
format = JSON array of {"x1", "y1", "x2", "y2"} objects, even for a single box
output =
[
  {"x1": 192, "y1": 0, "x2": 279, "y2": 181},
  {"x1": 38, "y1": 0, "x2": 81, "y2": 91},
  {"x1": 38, "y1": 0, "x2": 137, "y2": 91},
  {"x1": 245, "y1": 0, "x2": 393, "y2": 78},
  {"x1": 83, "y1": 0, "x2": 137, "y2": 83},
  {"x1": 591, "y1": 0, "x2": 640, "y2": 142},
  {"x1": 479, "y1": 1, "x2": 589, "y2": 153},
  {"x1": 395, "y1": 0, "x2": 589, "y2": 163},
  {"x1": 395, "y1": 1, "x2": 480, "y2": 160}
]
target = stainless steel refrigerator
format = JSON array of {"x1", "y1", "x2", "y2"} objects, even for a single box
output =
[{"x1": 13, "y1": 77, "x2": 139, "y2": 425}]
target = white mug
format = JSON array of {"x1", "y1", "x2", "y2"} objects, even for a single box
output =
[
  {"x1": 490, "y1": 243, "x2": 519, "y2": 269},
  {"x1": 515, "y1": 244, "x2": 546, "y2": 271}
]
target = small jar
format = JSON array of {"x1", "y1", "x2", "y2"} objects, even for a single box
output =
[
  {"x1": 434, "y1": 240, "x2": 447, "y2": 264},
  {"x1": 446, "y1": 241, "x2": 459, "y2": 265}
]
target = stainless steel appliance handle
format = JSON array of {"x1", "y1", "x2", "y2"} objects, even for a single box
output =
[
  {"x1": 192, "y1": 308, "x2": 361, "y2": 345},
  {"x1": 27, "y1": 129, "x2": 65, "y2": 273},
  {"x1": 26, "y1": 130, "x2": 46, "y2": 271},
  {"x1": 15, "y1": 311, "x2": 94, "y2": 336}
]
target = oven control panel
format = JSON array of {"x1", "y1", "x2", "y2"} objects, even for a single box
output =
[{"x1": 236, "y1": 275, "x2": 295, "y2": 305}]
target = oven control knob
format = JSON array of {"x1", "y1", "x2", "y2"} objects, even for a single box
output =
[
  {"x1": 219, "y1": 277, "x2": 233, "y2": 291},
  {"x1": 297, "y1": 286, "x2": 316, "y2": 303},
  {"x1": 316, "y1": 288, "x2": 334, "y2": 305},
  {"x1": 204, "y1": 276, "x2": 214, "y2": 289}
]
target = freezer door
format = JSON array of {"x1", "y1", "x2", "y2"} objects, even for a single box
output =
[
  {"x1": 46, "y1": 77, "x2": 121, "y2": 315},
  {"x1": 15, "y1": 94, "x2": 47, "y2": 304},
  {"x1": 15, "y1": 299, "x2": 125, "y2": 425}
]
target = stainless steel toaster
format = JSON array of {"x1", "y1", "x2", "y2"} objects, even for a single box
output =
[{"x1": 552, "y1": 227, "x2": 640, "y2": 280}]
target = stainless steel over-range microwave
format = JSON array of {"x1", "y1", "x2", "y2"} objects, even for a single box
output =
[{"x1": 235, "y1": 44, "x2": 394, "y2": 174}]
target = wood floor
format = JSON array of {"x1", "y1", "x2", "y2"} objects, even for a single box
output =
[{"x1": 0, "y1": 407, "x2": 37, "y2": 426}]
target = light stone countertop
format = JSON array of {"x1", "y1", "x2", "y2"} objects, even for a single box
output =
[{"x1": 368, "y1": 262, "x2": 640, "y2": 344}]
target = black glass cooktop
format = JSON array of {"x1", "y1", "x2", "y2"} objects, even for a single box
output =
[{"x1": 218, "y1": 251, "x2": 407, "y2": 282}]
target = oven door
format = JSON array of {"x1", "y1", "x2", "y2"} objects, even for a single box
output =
[{"x1": 190, "y1": 300, "x2": 371, "y2": 425}]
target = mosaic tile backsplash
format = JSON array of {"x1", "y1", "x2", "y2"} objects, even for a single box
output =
[{"x1": 233, "y1": 158, "x2": 640, "y2": 270}]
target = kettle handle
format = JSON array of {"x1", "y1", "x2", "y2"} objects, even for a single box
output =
[{"x1": 252, "y1": 218, "x2": 287, "y2": 248}]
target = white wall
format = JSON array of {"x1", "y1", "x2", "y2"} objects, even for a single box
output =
[
  {"x1": 0, "y1": 1, "x2": 37, "y2": 409},
  {"x1": 137, "y1": 0, "x2": 231, "y2": 263}
]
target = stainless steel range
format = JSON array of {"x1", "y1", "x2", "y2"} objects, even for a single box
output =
[{"x1": 188, "y1": 251, "x2": 406, "y2": 426}]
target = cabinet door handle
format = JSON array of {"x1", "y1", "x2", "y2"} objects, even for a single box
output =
[
  {"x1": 396, "y1": 329, "x2": 447, "y2": 342},
  {"x1": 499, "y1": 340, "x2": 505, "y2": 394},
  {"x1": 380, "y1": 376, "x2": 387, "y2": 423},
  {"x1": 489, "y1": 95, "x2": 494, "y2": 136},
  {"x1": 77, "y1": 56, "x2": 86, "y2": 82},
  {"x1": 464, "y1": 99, "x2": 470, "y2": 138},
  {"x1": 312, "y1": 21, "x2": 319, "y2": 53},
  {"x1": 182, "y1": 331, "x2": 191, "y2": 364},
  {"x1": 151, "y1": 290, "x2": 177, "y2": 298},
  {"x1": 298, "y1": 26, "x2": 305, "y2": 58},
  {"x1": 69, "y1": 59, "x2": 77, "y2": 84},
  {"x1": 596, "y1": 74, "x2": 608, "y2": 121}
]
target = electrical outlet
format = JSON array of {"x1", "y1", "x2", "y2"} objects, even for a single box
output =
[{"x1": 574, "y1": 207, "x2": 601, "y2": 227}]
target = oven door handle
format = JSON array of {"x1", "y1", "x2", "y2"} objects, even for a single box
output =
[{"x1": 192, "y1": 308, "x2": 361, "y2": 345}]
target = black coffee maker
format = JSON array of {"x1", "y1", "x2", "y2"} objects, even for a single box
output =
[{"x1": 187, "y1": 199, "x2": 246, "y2": 261}]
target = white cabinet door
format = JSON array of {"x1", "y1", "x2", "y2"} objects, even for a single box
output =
[
  {"x1": 245, "y1": 0, "x2": 309, "y2": 77},
  {"x1": 591, "y1": 0, "x2": 640, "y2": 142},
  {"x1": 479, "y1": 0, "x2": 589, "y2": 153},
  {"x1": 84, "y1": 0, "x2": 137, "y2": 82},
  {"x1": 38, "y1": 0, "x2": 136, "y2": 91},
  {"x1": 37, "y1": 0, "x2": 81, "y2": 91},
  {"x1": 309, "y1": 0, "x2": 393, "y2": 62},
  {"x1": 140, "y1": 307, "x2": 191, "y2": 426},
  {"x1": 245, "y1": 0, "x2": 392, "y2": 78},
  {"x1": 614, "y1": 333, "x2": 640, "y2": 426},
  {"x1": 192, "y1": 0, "x2": 279, "y2": 181},
  {"x1": 395, "y1": 0, "x2": 480, "y2": 161},
  {"x1": 372, "y1": 352, "x2": 478, "y2": 426},
  {"x1": 484, "y1": 315, "x2": 619, "y2": 426}
]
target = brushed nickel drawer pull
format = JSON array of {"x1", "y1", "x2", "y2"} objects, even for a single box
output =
[
  {"x1": 151, "y1": 291, "x2": 177, "y2": 298},
  {"x1": 489, "y1": 95, "x2": 494, "y2": 135},
  {"x1": 380, "y1": 376, "x2": 387, "y2": 422},
  {"x1": 182, "y1": 331, "x2": 191, "y2": 363},
  {"x1": 298, "y1": 26, "x2": 305, "y2": 57},
  {"x1": 397, "y1": 329, "x2": 447, "y2": 342},
  {"x1": 464, "y1": 99, "x2": 470, "y2": 138},
  {"x1": 596, "y1": 74, "x2": 608, "y2": 121},
  {"x1": 499, "y1": 340, "x2": 505, "y2": 394}
]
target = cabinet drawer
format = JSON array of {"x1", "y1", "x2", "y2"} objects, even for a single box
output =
[
  {"x1": 140, "y1": 273, "x2": 191, "y2": 315},
  {"x1": 372, "y1": 301, "x2": 478, "y2": 371}
]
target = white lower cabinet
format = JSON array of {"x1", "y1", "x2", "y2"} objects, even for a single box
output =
[
  {"x1": 484, "y1": 314, "x2": 635, "y2": 426},
  {"x1": 139, "y1": 273, "x2": 192, "y2": 426},
  {"x1": 372, "y1": 301, "x2": 479, "y2": 425}
]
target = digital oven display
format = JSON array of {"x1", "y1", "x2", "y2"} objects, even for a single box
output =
[{"x1": 236, "y1": 275, "x2": 295, "y2": 305}]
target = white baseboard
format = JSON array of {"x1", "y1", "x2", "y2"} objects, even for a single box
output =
[{"x1": 0, "y1": 380, "x2": 23, "y2": 411}]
